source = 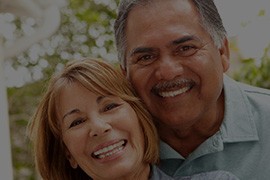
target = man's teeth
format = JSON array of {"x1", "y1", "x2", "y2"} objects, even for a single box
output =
[
  {"x1": 159, "y1": 86, "x2": 190, "y2": 97},
  {"x1": 93, "y1": 140, "x2": 125, "y2": 159}
]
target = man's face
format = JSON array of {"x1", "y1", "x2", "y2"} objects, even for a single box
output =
[{"x1": 124, "y1": 0, "x2": 230, "y2": 130}]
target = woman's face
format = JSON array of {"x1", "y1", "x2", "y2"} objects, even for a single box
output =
[{"x1": 58, "y1": 82, "x2": 146, "y2": 179}]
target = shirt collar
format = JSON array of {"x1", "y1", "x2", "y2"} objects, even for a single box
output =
[
  {"x1": 159, "y1": 75, "x2": 259, "y2": 160},
  {"x1": 221, "y1": 75, "x2": 259, "y2": 142}
]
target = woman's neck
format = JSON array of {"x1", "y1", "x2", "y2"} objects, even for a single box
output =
[{"x1": 128, "y1": 163, "x2": 150, "y2": 180}]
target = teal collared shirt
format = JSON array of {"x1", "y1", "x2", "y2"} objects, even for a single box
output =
[
  {"x1": 150, "y1": 165, "x2": 239, "y2": 180},
  {"x1": 159, "y1": 75, "x2": 270, "y2": 180}
]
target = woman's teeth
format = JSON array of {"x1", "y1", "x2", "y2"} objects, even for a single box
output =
[{"x1": 93, "y1": 140, "x2": 126, "y2": 159}]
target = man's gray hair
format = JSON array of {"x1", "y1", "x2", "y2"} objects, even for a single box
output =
[{"x1": 114, "y1": 0, "x2": 227, "y2": 68}]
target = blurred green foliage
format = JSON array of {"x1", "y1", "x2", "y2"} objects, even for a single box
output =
[
  {"x1": 7, "y1": 0, "x2": 119, "y2": 179},
  {"x1": 8, "y1": 81, "x2": 45, "y2": 179},
  {"x1": 233, "y1": 45, "x2": 270, "y2": 89}
]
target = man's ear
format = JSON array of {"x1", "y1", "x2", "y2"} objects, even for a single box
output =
[
  {"x1": 66, "y1": 150, "x2": 78, "y2": 169},
  {"x1": 219, "y1": 38, "x2": 230, "y2": 72}
]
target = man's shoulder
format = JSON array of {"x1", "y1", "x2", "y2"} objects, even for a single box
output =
[
  {"x1": 178, "y1": 170, "x2": 239, "y2": 180},
  {"x1": 224, "y1": 75, "x2": 270, "y2": 103},
  {"x1": 237, "y1": 81, "x2": 270, "y2": 108},
  {"x1": 238, "y1": 81, "x2": 270, "y2": 96},
  {"x1": 150, "y1": 165, "x2": 175, "y2": 180},
  {"x1": 150, "y1": 166, "x2": 240, "y2": 180}
]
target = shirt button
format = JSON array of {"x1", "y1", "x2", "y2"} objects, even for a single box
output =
[{"x1": 213, "y1": 139, "x2": 219, "y2": 147}]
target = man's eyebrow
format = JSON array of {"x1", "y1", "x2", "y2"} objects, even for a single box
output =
[
  {"x1": 62, "y1": 109, "x2": 80, "y2": 120},
  {"x1": 170, "y1": 35, "x2": 199, "y2": 46},
  {"x1": 129, "y1": 36, "x2": 200, "y2": 57},
  {"x1": 129, "y1": 47, "x2": 156, "y2": 57}
]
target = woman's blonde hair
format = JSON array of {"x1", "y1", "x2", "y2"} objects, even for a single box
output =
[{"x1": 28, "y1": 58, "x2": 159, "y2": 180}]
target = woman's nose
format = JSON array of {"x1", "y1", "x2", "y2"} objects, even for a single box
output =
[{"x1": 88, "y1": 118, "x2": 112, "y2": 137}]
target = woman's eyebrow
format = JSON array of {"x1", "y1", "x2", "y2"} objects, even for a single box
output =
[
  {"x1": 96, "y1": 95, "x2": 107, "y2": 104},
  {"x1": 62, "y1": 96, "x2": 110, "y2": 120},
  {"x1": 62, "y1": 109, "x2": 80, "y2": 121}
]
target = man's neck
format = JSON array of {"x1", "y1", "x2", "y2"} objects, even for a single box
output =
[
  {"x1": 157, "y1": 99, "x2": 224, "y2": 158},
  {"x1": 160, "y1": 126, "x2": 220, "y2": 158}
]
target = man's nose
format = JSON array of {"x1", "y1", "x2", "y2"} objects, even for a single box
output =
[{"x1": 155, "y1": 56, "x2": 184, "y2": 80}]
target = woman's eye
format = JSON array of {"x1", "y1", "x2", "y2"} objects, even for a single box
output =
[
  {"x1": 103, "y1": 103, "x2": 120, "y2": 112},
  {"x1": 69, "y1": 118, "x2": 86, "y2": 128}
]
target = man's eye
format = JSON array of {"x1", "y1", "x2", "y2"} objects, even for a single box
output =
[
  {"x1": 177, "y1": 45, "x2": 198, "y2": 56},
  {"x1": 103, "y1": 103, "x2": 120, "y2": 112},
  {"x1": 138, "y1": 54, "x2": 153, "y2": 61},
  {"x1": 69, "y1": 118, "x2": 86, "y2": 128},
  {"x1": 136, "y1": 54, "x2": 156, "y2": 65},
  {"x1": 181, "y1": 46, "x2": 193, "y2": 51}
]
